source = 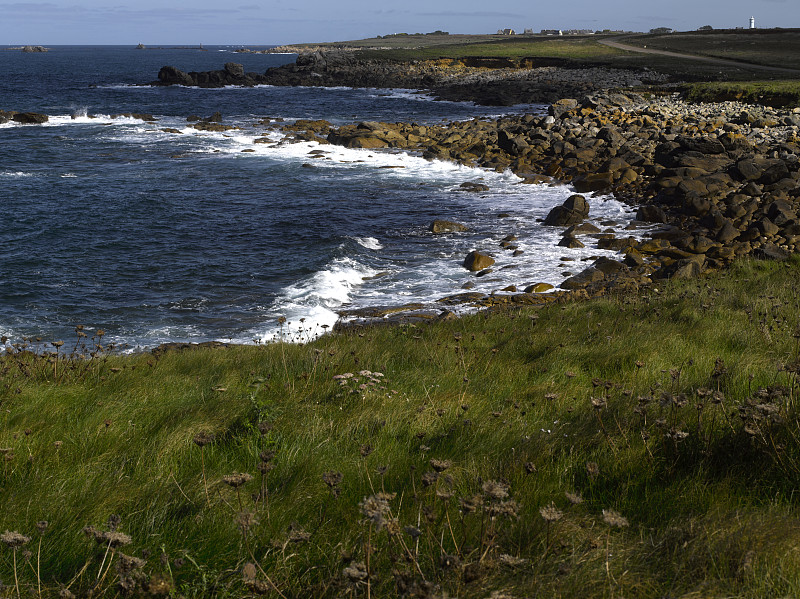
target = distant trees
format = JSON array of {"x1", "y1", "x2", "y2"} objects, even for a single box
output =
[{"x1": 698, "y1": 25, "x2": 714, "y2": 31}]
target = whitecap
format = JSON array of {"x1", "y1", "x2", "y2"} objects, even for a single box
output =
[{"x1": 354, "y1": 237, "x2": 383, "y2": 250}]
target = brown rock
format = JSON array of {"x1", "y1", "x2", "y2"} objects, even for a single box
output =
[{"x1": 463, "y1": 251, "x2": 495, "y2": 272}]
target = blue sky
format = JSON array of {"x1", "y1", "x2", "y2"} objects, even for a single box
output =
[{"x1": 0, "y1": 0, "x2": 794, "y2": 45}]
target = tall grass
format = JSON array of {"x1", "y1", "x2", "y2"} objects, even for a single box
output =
[{"x1": 2, "y1": 256, "x2": 800, "y2": 597}]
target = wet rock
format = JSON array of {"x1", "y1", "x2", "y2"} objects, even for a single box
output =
[
  {"x1": 12, "y1": 112, "x2": 48, "y2": 124},
  {"x1": 430, "y1": 220, "x2": 468, "y2": 234},
  {"x1": 463, "y1": 251, "x2": 495, "y2": 272},
  {"x1": 543, "y1": 194, "x2": 590, "y2": 226}
]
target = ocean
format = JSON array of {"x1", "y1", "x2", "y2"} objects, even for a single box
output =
[{"x1": 0, "y1": 45, "x2": 641, "y2": 350}]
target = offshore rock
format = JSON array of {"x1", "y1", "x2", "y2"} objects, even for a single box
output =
[{"x1": 463, "y1": 251, "x2": 495, "y2": 272}]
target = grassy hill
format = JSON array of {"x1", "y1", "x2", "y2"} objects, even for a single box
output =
[{"x1": 2, "y1": 255, "x2": 800, "y2": 597}]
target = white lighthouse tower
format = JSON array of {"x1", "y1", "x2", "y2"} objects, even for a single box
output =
[{"x1": 749, "y1": 16, "x2": 755, "y2": 29}]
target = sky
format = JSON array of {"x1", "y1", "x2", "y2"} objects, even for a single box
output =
[{"x1": 0, "y1": 0, "x2": 795, "y2": 46}]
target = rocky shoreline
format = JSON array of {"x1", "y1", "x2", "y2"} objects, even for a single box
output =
[
  {"x1": 151, "y1": 57, "x2": 800, "y2": 327},
  {"x1": 153, "y1": 52, "x2": 670, "y2": 106},
  {"x1": 277, "y1": 92, "x2": 800, "y2": 306},
  {"x1": 12, "y1": 54, "x2": 800, "y2": 333}
]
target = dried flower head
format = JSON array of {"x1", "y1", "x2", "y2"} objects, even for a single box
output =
[
  {"x1": 1, "y1": 531, "x2": 30, "y2": 548},
  {"x1": 602, "y1": 509, "x2": 629, "y2": 528},
  {"x1": 343, "y1": 562, "x2": 368, "y2": 584},
  {"x1": 482, "y1": 480, "x2": 510, "y2": 500},
  {"x1": 236, "y1": 510, "x2": 258, "y2": 534},
  {"x1": 36, "y1": 521, "x2": 49, "y2": 534},
  {"x1": 459, "y1": 494, "x2": 483, "y2": 514},
  {"x1": 586, "y1": 462, "x2": 600, "y2": 479},
  {"x1": 430, "y1": 458, "x2": 451, "y2": 472},
  {"x1": 359, "y1": 492, "x2": 396, "y2": 529},
  {"x1": 565, "y1": 491, "x2": 584, "y2": 505},
  {"x1": 486, "y1": 499, "x2": 520, "y2": 519},
  {"x1": 539, "y1": 503, "x2": 563, "y2": 522},
  {"x1": 193, "y1": 431, "x2": 215, "y2": 447},
  {"x1": 322, "y1": 471, "x2": 343, "y2": 488},
  {"x1": 222, "y1": 473, "x2": 253, "y2": 488}
]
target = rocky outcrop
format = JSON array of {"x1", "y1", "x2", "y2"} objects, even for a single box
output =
[
  {"x1": 154, "y1": 63, "x2": 270, "y2": 88},
  {"x1": 430, "y1": 220, "x2": 469, "y2": 234},
  {"x1": 0, "y1": 110, "x2": 49, "y2": 124},
  {"x1": 150, "y1": 54, "x2": 668, "y2": 105}
]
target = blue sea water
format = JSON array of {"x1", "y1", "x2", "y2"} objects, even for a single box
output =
[{"x1": 0, "y1": 45, "x2": 641, "y2": 350}]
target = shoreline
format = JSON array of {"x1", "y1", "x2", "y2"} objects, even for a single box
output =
[{"x1": 5, "y1": 56, "x2": 800, "y2": 349}]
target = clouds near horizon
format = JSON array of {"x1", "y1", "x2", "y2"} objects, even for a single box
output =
[{"x1": 0, "y1": 0, "x2": 795, "y2": 45}]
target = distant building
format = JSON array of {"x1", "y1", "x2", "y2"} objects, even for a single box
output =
[
  {"x1": 496, "y1": 28, "x2": 516, "y2": 35},
  {"x1": 564, "y1": 29, "x2": 594, "y2": 35},
  {"x1": 541, "y1": 29, "x2": 563, "y2": 36},
  {"x1": 523, "y1": 28, "x2": 534, "y2": 35},
  {"x1": 750, "y1": 16, "x2": 755, "y2": 29}
]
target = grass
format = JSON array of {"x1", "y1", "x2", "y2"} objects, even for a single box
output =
[
  {"x1": 623, "y1": 29, "x2": 800, "y2": 70},
  {"x1": 2, "y1": 256, "x2": 800, "y2": 597},
  {"x1": 684, "y1": 79, "x2": 800, "y2": 107},
  {"x1": 356, "y1": 36, "x2": 628, "y2": 63}
]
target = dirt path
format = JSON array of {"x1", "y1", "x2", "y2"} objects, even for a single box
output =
[{"x1": 598, "y1": 37, "x2": 800, "y2": 75}]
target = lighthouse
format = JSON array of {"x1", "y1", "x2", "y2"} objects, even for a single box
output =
[{"x1": 749, "y1": 16, "x2": 755, "y2": 29}]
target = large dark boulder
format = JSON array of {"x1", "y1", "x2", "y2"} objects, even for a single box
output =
[
  {"x1": 543, "y1": 194, "x2": 590, "y2": 226},
  {"x1": 12, "y1": 112, "x2": 48, "y2": 124},
  {"x1": 158, "y1": 66, "x2": 195, "y2": 86}
]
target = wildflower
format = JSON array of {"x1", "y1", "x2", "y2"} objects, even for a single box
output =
[
  {"x1": 482, "y1": 480, "x2": 510, "y2": 500},
  {"x1": 459, "y1": 494, "x2": 483, "y2": 514},
  {"x1": 498, "y1": 554, "x2": 528, "y2": 567},
  {"x1": 222, "y1": 473, "x2": 253, "y2": 488},
  {"x1": 359, "y1": 444, "x2": 373, "y2": 457},
  {"x1": 36, "y1": 521, "x2": 48, "y2": 534},
  {"x1": 602, "y1": 509, "x2": 629, "y2": 528},
  {"x1": 0, "y1": 531, "x2": 30, "y2": 548},
  {"x1": 343, "y1": 562, "x2": 368, "y2": 583},
  {"x1": 591, "y1": 397, "x2": 607, "y2": 410},
  {"x1": 421, "y1": 471, "x2": 439, "y2": 487},
  {"x1": 322, "y1": 471, "x2": 343, "y2": 489},
  {"x1": 95, "y1": 531, "x2": 132, "y2": 548},
  {"x1": 586, "y1": 462, "x2": 600, "y2": 479},
  {"x1": 565, "y1": 491, "x2": 584, "y2": 505},
  {"x1": 430, "y1": 458, "x2": 451, "y2": 472},
  {"x1": 192, "y1": 431, "x2": 215, "y2": 447},
  {"x1": 539, "y1": 503, "x2": 563, "y2": 522},
  {"x1": 486, "y1": 500, "x2": 520, "y2": 518},
  {"x1": 236, "y1": 510, "x2": 258, "y2": 534},
  {"x1": 360, "y1": 492, "x2": 396, "y2": 529}
]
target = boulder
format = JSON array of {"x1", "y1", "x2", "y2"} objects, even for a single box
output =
[
  {"x1": 430, "y1": 220, "x2": 468, "y2": 234},
  {"x1": 459, "y1": 182, "x2": 490, "y2": 192},
  {"x1": 543, "y1": 194, "x2": 590, "y2": 226},
  {"x1": 463, "y1": 251, "x2": 495, "y2": 272},
  {"x1": 12, "y1": 112, "x2": 49, "y2": 124},
  {"x1": 561, "y1": 267, "x2": 604, "y2": 290},
  {"x1": 157, "y1": 66, "x2": 195, "y2": 86},
  {"x1": 636, "y1": 204, "x2": 667, "y2": 223},
  {"x1": 525, "y1": 283, "x2": 555, "y2": 293}
]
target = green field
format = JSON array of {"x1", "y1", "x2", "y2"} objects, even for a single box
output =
[
  {"x1": 2, "y1": 256, "x2": 800, "y2": 597},
  {"x1": 624, "y1": 29, "x2": 800, "y2": 70}
]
